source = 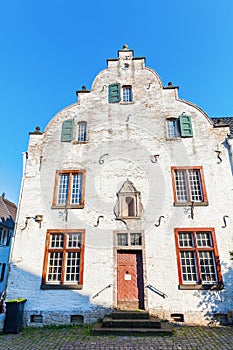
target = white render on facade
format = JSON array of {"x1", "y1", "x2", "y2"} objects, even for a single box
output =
[{"x1": 6, "y1": 46, "x2": 233, "y2": 326}]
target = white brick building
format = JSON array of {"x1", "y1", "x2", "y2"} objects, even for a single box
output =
[{"x1": 6, "y1": 46, "x2": 233, "y2": 326}]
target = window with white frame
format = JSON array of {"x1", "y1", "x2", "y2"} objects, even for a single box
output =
[
  {"x1": 117, "y1": 232, "x2": 142, "y2": 247},
  {"x1": 166, "y1": 114, "x2": 193, "y2": 139},
  {"x1": 77, "y1": 122, "x2": 87, "y2": 142},
  {"x1": 108, "y1": 84, "x2": 133, "y2": 103},
  {"x1": 171, "y1": 166, "x2": 208, "y2": 205},
  {"x1": 167, "y1": 119, "x2": 180, "y2": 138},
  {"x1": 52, "y1": 170, "x2": 85, "y2": 208},
  {"x1": 0, "y1": 263, "x2": 6, "y2": 282},
  {"x1": 42, "y1": 230, "x2": 85, "y2": 288},
  {"x1": 122, "y1": 86, "x2": 133, "y2": 102},
  {"x1": 0, "y1": 228, "x2": 10, "y2": 246},
  {"x1": 174, "y1": 228, "x2": 222, "y2": 288}
]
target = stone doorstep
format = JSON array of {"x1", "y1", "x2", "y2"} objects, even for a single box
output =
[
  {"x1": 102, "y1": 316, "x2": 161, "y2": 329},
  {"x1": 92, "y1": 322, "x2": 173, "y2": 336},
  {"x1": 112, "y1": 311, "x2": 150, "y2": 320},
  {"x1": 92, "y1": 311, "x2": 173, "y2": 336}
]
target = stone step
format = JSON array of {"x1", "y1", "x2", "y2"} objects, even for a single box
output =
[
  {"x1": 102, "y1": 315, "x2": 161, "y2": 329},
  {"x1": 92, "y1": 322, "x2": 173, "y2": 336},
  {"x1": 112, "y1": 310, "x2": 149, "y2": 320}
]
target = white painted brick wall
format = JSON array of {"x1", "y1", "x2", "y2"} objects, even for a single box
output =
[{"x1": 6, "y1": 47, "x2": 233, "y2": 326}]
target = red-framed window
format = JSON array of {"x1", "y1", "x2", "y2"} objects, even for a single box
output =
[
  {"x1": 171, "y1": 166, "x2": 208, "y2": 206},
  {"x1": 52, "y1": 170, "x2": 86, "y2": 208},
  {"x1": 41, "y1": 230, "x2": 85, "y2": 289},
  {"x1": 174, "y1": 228, "x2": 222, "y2": 288}
]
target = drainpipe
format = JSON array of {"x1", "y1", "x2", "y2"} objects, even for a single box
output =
[
  {"x1": 226, "y1": 134, "x2": 233, "y2": 174},
  {"x1": 5, "y1": 152, "x2": 28, "y2": 296}
]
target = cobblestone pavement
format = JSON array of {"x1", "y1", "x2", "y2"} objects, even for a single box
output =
[{"x1": 0, "y1": 324, "x2": 233, "y2": 350}]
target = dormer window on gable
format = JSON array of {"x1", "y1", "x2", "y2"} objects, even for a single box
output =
[
  {"x1": 114, "y1": 180, "x2": 143, "y2": 219},
  {"x1": 77, "y1": 122, "x2": 87, "y2": 142},
  {"x1": 167, "y1": 118, "x2": 180, "y2": 138},
  {"x1": 166, "y1": 114, "x2": 193, "y2": 139},
  {"x1": 108, "y1": 84, "x2": 133, "y2": 103},
  {"x1": 122, "y1": 85, "x2": 133, "y2": 102},
  {"x1": 61, "y1": 119, "x2": 88, "y2": 143}
]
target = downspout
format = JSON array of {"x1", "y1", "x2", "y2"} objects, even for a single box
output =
[
  {"x1": 226, "y1": 135, "x2": 233, "y2": 175},
  {"x1": 14, "y1": 151, "x2": 28, "y2": 236},
  {"x1": 7, "y1": 152, "x2": 28, "y2": 282}
]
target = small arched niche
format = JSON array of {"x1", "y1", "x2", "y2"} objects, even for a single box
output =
[{"x1": 114, "y1": 180, "x2": 143, "y2": 219}]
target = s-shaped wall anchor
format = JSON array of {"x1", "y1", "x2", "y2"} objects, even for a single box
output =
[
  {"x1": 94, "y1": 216, "x2": 104, "y2": 227},
  {"x1": 151, "y1": 154, "x2": 160, "y2": 163},
  {"x1": 154, "y1": 216, "x2": 165, "y2": 227},
  {"x1": 126, "y1": 114, "x2": 131, "y2": 122},
  {"x1": 190, "y1": 201, "x2": 194, "y2": 219},
  {"x1": 99, "y1": 154, "x2": 109, "y2": 165},
  {"x1": 222, "y1": 215, "x2": 229, "y2": 228},
  {"x1": 215, "y1": 150, "x2": 222, "y2": 164}
]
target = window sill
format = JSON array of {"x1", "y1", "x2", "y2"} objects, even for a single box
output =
[
  {"x1": 51, "y1": 205, "x2": 84, "y2": 209},
  {"x1": 174, "y1": 202, "x2": 208, "y2": 207},
  {"x1": 73, "y1": 141, "x2": 88, "y2": 144},
  {"x1": 118, "y1": 216, "x2": 141, "y2": 220},
  {"x1": 166, "y1": 137, "x2": 181, "y2": 141},
  {"x1": 179, "y1": 284, "x2": 224, "y2": 290},
  {"x1": 120, "y1": 102, "x2": 134, "y2": 105},
  {"x1": 40, "y1": 284, "x2": 83, "y2": 290}
]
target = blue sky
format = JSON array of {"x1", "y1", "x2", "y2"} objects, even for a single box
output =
[{"x1": 0, "y1": 1, "x2": 233, "y2": 204}]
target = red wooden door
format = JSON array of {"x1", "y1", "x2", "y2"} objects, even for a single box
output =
[{"x1": 117, "y1": 251, "x2": 144, "y2": 310}]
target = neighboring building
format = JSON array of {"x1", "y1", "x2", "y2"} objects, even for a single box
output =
[
  {"x1": 6, "y1": 46, "x2": 233, "y2": 326},
  {"x1": 0, "y1": 194, "x2": 17, "y2": 299}
]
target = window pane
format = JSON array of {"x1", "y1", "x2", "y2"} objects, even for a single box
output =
[
  {"x1": 188, "y1": 170, "x2": 203, "y2": 202},
  {"x1": 47, "y1": 252, "x2": 63, "y2": 283},
  {"x1": 167, "y1": 119, "x2": 179, "y2": 138},
  {"x1": 196, "y1": 232, "x2": 212, "y2": 247},
  {"x1": 0, "y1": 229, "x2": 8, "y2": 245},
  {"x1": 198, "y1": 251, "x2": 217, "y2": 283},
  {"x1": 117, "y1": 234, "x2": 128, "y2": 246},
  {"x1": 71, "y1": 173, "x2": 82, "y2": 204},
  {"x1": 130, "y1": 233, "x2": 142, "y2": 246},
  {"x1": 180, "y1": 251, "x2": 197, "y2": 283},
  {"x1": 65, "y1": 252, "x2": 80, "y2": 283},
  {"x1": 78, "y1": 122, "x2": 87, "y2": 142},
  {"x1": 175, "y1": 170, "x2": 188, "y2": 202},
  {"x1": 68, "y1": 232, "x2": 82, "y2": 248},
  {"x1": 123, "y1": 86, "x2": 132, "y2": 102},
  {"x1": 50, "y1": 234, "x2": 64, "y2": 248},
  {"x1": 178, "y1": 232, "x2": 194, "y2": 247},
  {"x1": 58, "y1": 174, "x2": 69, "y2": 204}
]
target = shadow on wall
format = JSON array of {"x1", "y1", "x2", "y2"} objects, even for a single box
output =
[
  {"x1": 195, "y1": 261, "x2": 233, "y2": 325},
  {"x1": 5, "y1": 267, "x2": 113, "y2": 327},
  {"x1": 0, "y1": 216, "x2": 15, "y2": 229}
]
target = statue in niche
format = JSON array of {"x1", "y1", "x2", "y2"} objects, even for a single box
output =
[{"x1": 114, "y1": 180, "x2": 143, "y2": 219}]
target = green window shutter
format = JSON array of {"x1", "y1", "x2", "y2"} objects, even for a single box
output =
[
  {"x1": 108, "y1": 83, "x2": 121, "y2": 103},
  {"x1": 61, "y1": 119, "x2": 74, "y2": 142},
  {"x1": 179, "y1": 114, "x2": 193, "y2": 137}
]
